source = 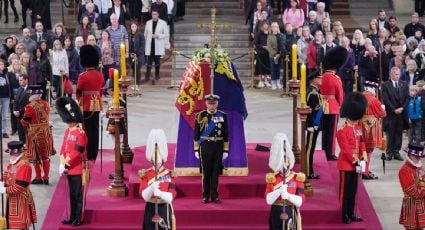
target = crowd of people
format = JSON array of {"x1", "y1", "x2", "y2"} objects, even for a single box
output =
[{"x1": 0, "y1": 0, "x2": 183, "y2": 140}]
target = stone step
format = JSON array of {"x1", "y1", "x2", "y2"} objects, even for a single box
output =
[
  {"x1": 183, "y1": 8, "x2": 245, "y2": 16},
  {"x1": 186, "y1": 1, "x2": 241, "y2": 8}
]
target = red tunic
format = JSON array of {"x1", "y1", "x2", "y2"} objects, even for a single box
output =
[
  {"x1": 399, "y1": 161, "x2": 425, "y2": 229},
  {"x1": 139, "y1": 166, "x2": 177, "y2": 201},
  {"x1": 336, "y1": 122, "x2": 367, "y2": 171},
  {"x1": 3, "y1": 158, "x2": 37, "y2": 229},
  {"x1": 60, "y1": 127, "x2": 88, "y2": 175},
  {"x1": 21, "y1": 98, "x2": 54, "y2": 160},
  {"x1": 320, "y1": 71, "x2": 344, "y2": 115},
  {"x1": 264, "y1": 171, "x2": 306, "y2": 204},
  {"x1": 361, "y1": 92, "x2": 387, "y2": 149},
  {"x1": 76, "y1": 69, "x2": 104, "y2": 112}
]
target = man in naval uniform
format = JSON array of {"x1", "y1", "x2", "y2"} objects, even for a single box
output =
[{"x1": 193, "y1": 94, "x2": 229, "y2": 204}]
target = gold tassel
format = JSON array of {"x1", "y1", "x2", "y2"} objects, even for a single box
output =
[{"x1": 0, "y1": 216, "x2": 7, "y2": 229}]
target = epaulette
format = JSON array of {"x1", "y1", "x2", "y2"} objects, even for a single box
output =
[
  {"x1": 138, "y1": 169, "x2": 147, "y2": 179},
  {"x1": 294, "y1": 172, "x2": 306, "y2": 182},
  {"x1": 265, "y1": 173, "x2": 276, "y2": 183}
]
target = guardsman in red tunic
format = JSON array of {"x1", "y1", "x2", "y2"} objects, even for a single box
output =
[
  {"x1": 0, "y1": 141, "x2": 37, "y2": 230},
  {"x1": 399, "y1": 144, "x2": 425, "y2": 230},
  {"x1": 320, "y1": 46, "x2": 347, "y2": 161},
  {"x1": 337, "y1": 92, "x2": 367, "y2": 224},
  {"x1": 20, "y1": 85, "x2": 55, "y2": 185},
  {"x1": 56, "y1": 96, "x2": 88, "y2": 227},
  {"x1": 265, "y1": 133, "x2": 305, "y2": 230},
  {"x1": 360, "y1": 81, "x2": 387, "y2": 180},
  {"x1": 139, "y1": 129, "x2": 177, "y2": 230},
  {"x1": 76, "y1": 45, "x2": 104, "y2": 164}
]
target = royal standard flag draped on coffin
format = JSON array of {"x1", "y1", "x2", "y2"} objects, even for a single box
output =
[{"x1": 175, "y1": 48, "x2": 248, "y2": 176}]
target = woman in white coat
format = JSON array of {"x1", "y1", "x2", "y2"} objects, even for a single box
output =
[{"x1": 144, "y1": 9, "x2": 169, "y2": 81}]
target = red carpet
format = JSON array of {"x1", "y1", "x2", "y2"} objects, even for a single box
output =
[{"x1": 42, "y1": 144, "x2": 382, "y2": 230}]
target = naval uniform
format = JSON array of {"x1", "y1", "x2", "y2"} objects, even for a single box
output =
[{"x1": 193, "y1": 109, "x2": 229, "y2": 201}]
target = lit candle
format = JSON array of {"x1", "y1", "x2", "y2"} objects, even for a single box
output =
[
  {"x1": 120, "y1": 43, "x2": 126, "y2": 79},
  {"x1": 292, "y1": 44, "x2": 297, "y2": 80},
  {"x1": 113, "y1": 69, "x2": 119, "y2": 108},
  {"x1": 300, "y1": 63, "x2": 306, "y2": 107}
]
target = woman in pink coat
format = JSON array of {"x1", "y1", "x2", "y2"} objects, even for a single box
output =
[{"x1": 282, "y1": 0, "x2": 305, "y2": 30}]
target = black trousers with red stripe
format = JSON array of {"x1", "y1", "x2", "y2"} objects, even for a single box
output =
[
  {"x1": 339, "y1": 170, "x2": 359, "y2": 219},
  {"x1": 322, "y1": 114, "x2": 338, "y2": 159}
]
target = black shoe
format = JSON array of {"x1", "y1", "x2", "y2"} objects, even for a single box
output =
[
  {"x1": 155, "y1": 75, "x2": 160, "y2": 80},
  {"x1": 144, "y1": 78, "x2": 150, "y2": 82},
  {"x1": 43, "y1": 179, "x2": 49, "y2": 185},
  {"x1": 349, "y1": 215, "x2": 363, "y2": 222},
  {"x1": 10, "y1": 131, "x2": 16, "y2": 136},
  {"x1": 386, "y1": 155, "x2": 393, "y2": 161},
  {"x1": 71, "y1": 219, "x2": 82, "y2": 226},
  {"x1": 2, "y1": 133, "x2": 9, "y2": 138},
  {"x1": 202, "y1": 197, "x2": 209, "y2": 204},
  {"x1": 4, "y1": 19, "x2": 8, "y2": 24},
  {"x1": 327, "y1": 156, "x2": 338, "y2": 161},
  {"x1": 394, "y1": 155, "x2": 403, "y2": 161},
  {"x1": 212, "y1": 198, "x2": 221, "y2": 204},
  {"x1": 342, "y1": 215, "x2": 351, "y2": 224},
  {"x1": 14, "y1": 17, "x2": 18, "y2": 23},
  {"x1": 31, "y1": 179, "x2": 43, "y2": 184},
  {"x1": 108, "y1": 173, "x2": 114, "y2": 179},
  {"x1": 62, "y1": 219, "x2": 74, "y2": 225},
  {"x1": 21, "y1": 25, "x2": 26, "y2": 29}
]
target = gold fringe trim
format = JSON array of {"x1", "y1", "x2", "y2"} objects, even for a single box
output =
[{"x1": 174, "y1": 167, "x2": 249, "y2": 176}]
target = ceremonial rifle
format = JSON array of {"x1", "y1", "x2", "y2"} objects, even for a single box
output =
[
  {"x1": 151, "y1": 143, "x2": 166, "y2": 230},
  {"x1": 280, "y1": 140, "x2": 289, "y2": 230}
]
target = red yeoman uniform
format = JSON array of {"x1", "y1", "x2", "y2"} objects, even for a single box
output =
[
  {"x1": 21, "y1": 94, "x2": 55, "y2": 184},
  {"x1": 3, "y1": 157, "x2": 37, "y2": 229},
  {"x1": 360, "y1": 90, "x2": 387, "y2": 178}
]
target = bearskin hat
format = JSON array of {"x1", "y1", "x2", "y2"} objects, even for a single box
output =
[
  {"x1": 55, "y1": 96, "x2": 83, "y2": 123},
  {"x1": 322, "y1": 46, "x2": 348, "y2": 70},
  {"x1": 80, "y1": 45, "x2": 99, "y2": 68},
  {"x1": 340, "y1": 92, "x2": 367, "y2": 121}
]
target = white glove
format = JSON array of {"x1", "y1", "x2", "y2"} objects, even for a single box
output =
[
  {"x1": 59, "y1": 164, "x2": 66, "y2": 175},
  {"x1": 307, "y1": 127, "x2": 314, "y2": 132},
  {"x1": 280, "y1": 184, "x2": 288, "y2": 196},
  {"x1": 153, "y1": 187, "x2": 162, "y2": 197},
  {"x1": 223, "y1": 152, "x2": 228, "y2": 160},
  {"x1": 0, "y1": 187, "x2": 5, "y2": 194},
  {"x1": 381, "y1": 104, "x2": 385, "y2": 110},
  {"x1": 150, "y1": 181, "x2": 160, "y2": 192},
  {"x1": 359, "y1": 160, "x2": 366, "y2": 173},
  {"x1": 0, "y1": 181, "x2": 4, "y2": 187},
  {"x1": 194, "y1": 151, "x2": 199, "y2": 159}
]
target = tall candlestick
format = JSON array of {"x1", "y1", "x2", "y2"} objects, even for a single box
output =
[
  {"x1": 300, "y1": 63, "x2": 306, "y2": 107},
  {"x1": 120, "y1": 43, "x2": 126, "y2": 79},
  {"x1": 113, "y1": 69, "x2": 119, "y2": 108},
  {"x1": 292, "y1": 44, "x2": 297, "y2": 80}
]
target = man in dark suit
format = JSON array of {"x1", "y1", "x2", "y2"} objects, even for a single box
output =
[
  {"x1": 30, "y1": 0, "x2": 52, "y2": 30},
  {"x1": 13, "y1": 75, "x2": 29, "y2": 143},
  {"x1": 30, "y1": 21, "x2": 52, "y2": 48},
  {"x1": 107, "y1": 0, "x2": 129, "y2": 26},
  {"x1": 382, "y1": 66, "x2": 409, "y2": 161}
]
